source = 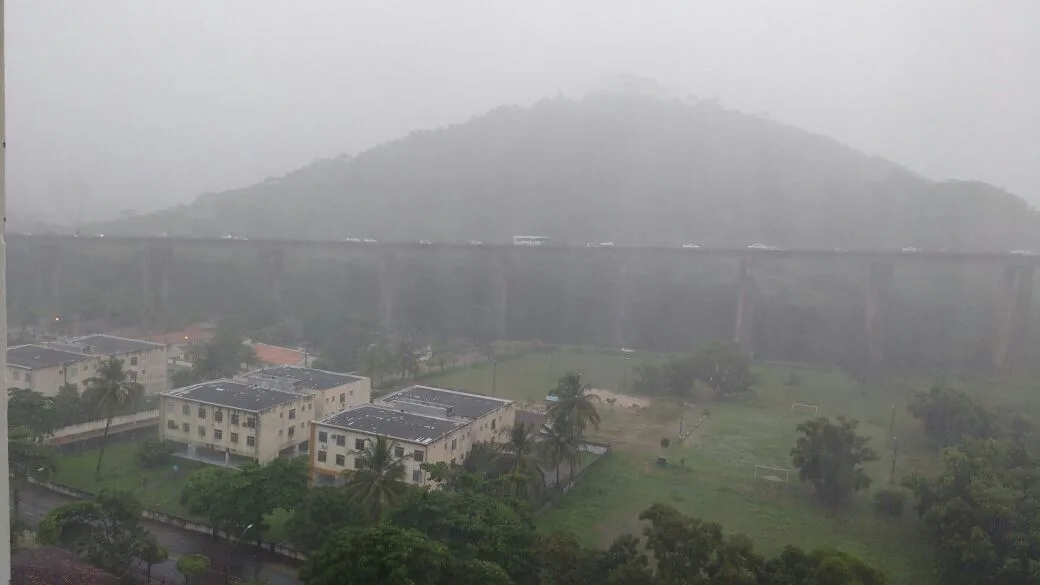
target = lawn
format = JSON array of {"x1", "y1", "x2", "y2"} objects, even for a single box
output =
[
  {"x1": 424, "y1": 348, "x2": 942, "y2": 585},
  {"x1": 51, "y1": 441, "x2": 291, "y2": 542}
]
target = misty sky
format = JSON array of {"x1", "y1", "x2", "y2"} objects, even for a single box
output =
[{"x1": 8, "y1": 0, "x2": 1040, "y2": 224}]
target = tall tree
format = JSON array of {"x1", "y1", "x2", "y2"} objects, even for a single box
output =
[
  {"x1": 53, "y1": 382, "x2": 84, "y2": 427},
  {"x1": 7, "y1": 387, "x2": 58, "y2": 440},
  {"x1": 8, "y1": 427, "x2": 58, "y2": 531},
  {"x1": 343, "y1": 435, "x2": 409, "y2": 523},
  {"x1": 286, "y1": 486, "x2": 367, "y2": 552},
  {"x1": 906, "y1": 384, "x2": 997, "y2": 446},
  {"x1": 538, "y1": 419, "x2": 581, "y2": 489},
  {"x1": 549, "y1": 373, "x2": 601, "y2": 434},
  {"x1": 791, "y1": 416, "x2": 878, "y2": 505},
  {"x1": 496, "y1": 423, "x2": 544, "y2": 498},
  {"x1": 82, "y1": 357, "x2": 141, "y2": 477},
  {"x1": 689, "y1": 342, "x2": 755, "y2": 398}
]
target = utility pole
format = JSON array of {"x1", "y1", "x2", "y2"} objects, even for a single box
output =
[
  {"x1": 1, "y1": 1, "x2": 12, "y2": 580},
  {"x1": 889, "y1": 437, "x2": 899, "y2": 484}
]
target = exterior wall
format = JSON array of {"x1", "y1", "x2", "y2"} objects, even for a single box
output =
[
  {"x1": 470, "y1": 402, "x2": 516, "y2": 445},
  {"x1": 6, "y1": 356, "x2": 103, "y2": 397},
  {"x1": 159, "y1": 393, "x2": 314, "y2": 463},
  {"x1": 118, "y1": 346, "x2": 169, "y2": 396},
  {"x1": 310, "y1": 420, "x2": 473, "y2": 487},
  {"x1": 312, "y1": 377, "x2": 372, "y2": 418}
]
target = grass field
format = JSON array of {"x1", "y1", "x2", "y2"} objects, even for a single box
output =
[
  {"x1": 423, "y1": 347, "x2": 942, "y2": 585},
  {"x1": 51, "y1": 441, "x2": 291, "y2": 541}
]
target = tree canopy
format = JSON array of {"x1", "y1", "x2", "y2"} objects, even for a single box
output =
[{"x1": 791, "y1": 416, "x2": 878, "y2": 505}]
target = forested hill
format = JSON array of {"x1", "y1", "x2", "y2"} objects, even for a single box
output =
[{"x1": 105, "y1": 94, "x2": 1037, "y2": 249}]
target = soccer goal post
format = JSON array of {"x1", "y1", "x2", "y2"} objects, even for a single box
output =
[
  {"x1": 753, "y1": 465, "x2": 790, "y2": 484},
  {"x1": 790, "y1": 402, "x2": 818, "y2": 415}
]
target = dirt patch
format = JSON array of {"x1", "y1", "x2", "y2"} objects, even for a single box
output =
[{"x1": 587, "y1": 388, "x2": 651, "y2": 409}]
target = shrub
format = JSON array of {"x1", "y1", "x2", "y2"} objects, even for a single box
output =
[
  {"x1": 177, "y1": 554, "x2": 211, "y2": 584},
  {"x1": 660, "y1": 438, "x2": 671, "y2": 448},
  {"x1": 872, "y1": 489, "x2": 906, "y2": 517},
  {"x1": 785, "y1": 373, "x2": 803, "y2": 387},
  {"x1": 137, "y1": 439, "x2": 176, "y2": 468}
]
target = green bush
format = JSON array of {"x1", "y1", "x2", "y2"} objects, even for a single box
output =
[
  {"x1": 137, "y1": 439, "x2": 176, "y2": 468},
  {"x1": 177, "y1": 554, "x2": 211, "y2": 584},
  {"x1": 872, "y1": 489, "x2": 906, "y2": 517}
]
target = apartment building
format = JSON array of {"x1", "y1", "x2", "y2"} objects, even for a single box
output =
[
  {"x1": 239, "y1": 366, "x2": 371, "y2": 418},
  {"x1": 5, "y1": 345, "x2": 103, "y2": 396},
  {"x1": 379, "y1": 385, "x2": 516, "y2": 444},
  {"x1": 309, "y1": 403, "x2": 469, "y2": 486},
  {"x1": 159, "y1": 379, "x2": 314, "y2": 464},
  {"x1": 62, "y1": 335, "x2": 169, "y2": 395}
]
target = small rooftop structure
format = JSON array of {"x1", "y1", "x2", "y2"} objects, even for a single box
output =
[
  {"x1": 69, "y1": 334, "x2": 165, "y2": 355},
  {"x1": 165, "y1": 379, "x2": 305, "y2": 412},
  {"x1": 253, "y1": 365, "x2": 364, "y2": 391},
  {"x1": 146, "y1": 323, "x2": 215, "y2": 346},
  {"x1": 381, "y1": 384, "x2": 513, "y2": 420},
  {"x1": 317, "y1": 404, "x2": 464, "y2": 445},
  {"x1": 7, "y1": 344, "x2": 92, "y2": 370},
  {"x1": 252, "y1": 343, "x2": 306, "y2": 366}
]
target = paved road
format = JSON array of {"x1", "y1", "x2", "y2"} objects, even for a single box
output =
[{"x1": 20, "y1": 484, "x2": 302, "y2": 585}]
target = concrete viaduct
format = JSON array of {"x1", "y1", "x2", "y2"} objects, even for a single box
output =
[{"x1": 9, "y1": 234, "x2": 1037, "y2": 372}]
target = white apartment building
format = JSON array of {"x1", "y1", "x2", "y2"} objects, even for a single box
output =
[
  {"x1": 310, "y1": 403, "x2": 470, "y2": 487},
  {"x1": 5, "y1": 345, "x2": 103, "y2": 396},
  {"x1": 239, "y1": 366, "x2": 371, "y2": 418},
  {"x1": 379, "y1": 385, "x2": 515, "y2": 445},
  {"x1": 59, "y1": 334, "x2": 168, "y2": 395},
  {"x1": 160, "y1": 379, "x2": 315, "y2": 464}
]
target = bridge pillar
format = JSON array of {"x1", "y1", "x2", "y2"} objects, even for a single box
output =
[
  {"x1": 613, "y1": 262, "x2": 628, "y2": 349},
  {"x1": 37, "y1": 244, "x2": 64, "y2": 311},
  {"x1": 491, "y1": 249, "x2": 509, "y2": 341},
  {"x1": 377, "y1": 251, "x2": 396, "y2": 333},
  {"x1": 993, "y1": 265, "x2": 1035, "y2": 372},
  {"x1": 259, "y1": 248, "x2": 286, "y2": 305},
  {"x1": 734, "y1": 259, "x2": 755, "y2": 355},
  {"x1": 864, "y1": 262, "x2": 894, "y2": 370},
  {"x1": 143, "y1": 247, "x2": 173, "y2": 319}
]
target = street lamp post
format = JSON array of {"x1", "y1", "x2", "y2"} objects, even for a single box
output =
[
  {"x1": 491, "y1": 360, "x2": 498, "y2": 396},
  {"x1": 226, "y1": 523, "x2": 257, "y2": 585}
]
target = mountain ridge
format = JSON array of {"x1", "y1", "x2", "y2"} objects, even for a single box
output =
[{"x1": 99, "y1": 94, "x2": 1037, "y2": 250}]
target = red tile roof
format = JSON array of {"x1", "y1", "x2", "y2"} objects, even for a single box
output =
[{"x1": 253, "y1": 343, "x2": 306, "y2": 366}]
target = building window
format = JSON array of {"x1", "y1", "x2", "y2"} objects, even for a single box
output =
[
  {"x1": 413, "y1": 450, "x2": 424, "y2": 462},
  {"x1": 451, "y1": 438, "x2": 457, "y2": 451},
  {"x1": 230, "y1": 413, "x2": 240, "y2": 426},
  {"x1": 288, "y1": 427, "x2": 295, "y2": 438},
  {"x1": 25, "y1": 373, "x2": 31, "y2": 384},
  {"x1": 451, "y1": 458, "x2": 456, "y2": 465},
  {"x1": 214, "y1": 429, "x2": 223, "y2": 440},
  {"x1": 337, "y1": 454, "x2": 347, "y2": 467},
  {"x1": 412, "y1": 470, "x2": 421, "y2": 483},
  {"x1": 339, "y1": 393, "x2": 345, "y2": 403},
  {"x1": 166, "y1": 402, "x2": 174, "y2": 412},
  {"x1": 182, "y1": 423, "x2": 190, "y2": 433},
  {"x1": 214, "y1": 411, "x2": 223, "y2": 423},
  {"x1": 336, "y1": 435, "x2": 346, "y2": 447},
  {"x1": 278, "y1": 429, "x2": 283, "y2": 437},
  {"x1": 245, "y1": 417, "x2": 256, "y2": 428},
  {"x1": 230, "y1": 433, "x2": 239, "y2": 444},
  {"x1": 318, "y1": 431, "x2": 328, "y2": 443},
  {"x1": 130, "y1": 356, "x2": 138, "y2": 366},
  {"x1": 198, "y1": 426, "x2": 206, "y2": 437},
  {"x1": 12, "y1": 371, "x2": 19, "y2": 381},
  {"x1": 182, "y1": 405, "x2": 190, "y2": 416},
  {"x1": 246, "y1": 436, "x2": 256, "y2": 447},
  {"x1": 394, "y1": 446, "x2": 405, "y2": 458},
  {"x1": 68, "y1": 366, "x2": 77, "y2": 377},
  {"x1": 317, "y1": 451, "x2": 327, "y2": 462},
  {"x1": 167, "y1": 420, "x2": 177, "y2": 430},
  {"x1": 354, "y1": 438, "x2": 365, "y2": 450},
  {"x1": 198, "y1": 407, "x2": 206, "y2": 419},
  {"x1": 491, "y1": 419, "x2": 496, "y2": 430},
  {"x1": 288, "y1": 409, "x2": 296, "y2": 420}
]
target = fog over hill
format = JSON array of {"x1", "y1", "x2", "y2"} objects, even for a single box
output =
[{"x1": 100, "y1": 94, "x2": 1037, "y2": 250}]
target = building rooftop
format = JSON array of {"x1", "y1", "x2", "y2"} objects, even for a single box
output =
[
  {"x1": 253, "y1": 343, "x2": 306, "y2": 366},
  {"x1": 72, "y1": 334, "x2": 165, "y2": 355},
  {"x1": 380, "y1": 385, "x2": 513, "y2": 419},
  {"x1": 7, "y1": 344, "x2": 92, "y2": 370},
  {"x1": 317, "y1": 404, "x2": 465, "y2": 445},
  {"x1": 165, "y1": 379, "x2": 305, "y2": 412},
  {"x1": 145, "y1": 324, "x2": 215, "y2": 346},
  {"x1": 256, "y1": 365, "x2": 364, "y2": 390}
]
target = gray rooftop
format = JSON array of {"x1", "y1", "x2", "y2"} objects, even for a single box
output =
[
  {"x1": 7, "y1": 345, "x2": 92, "y2": 370},
  {"x1": 256, "y1": 366, "x2": 363, "y2": 391},
  {"x1": 317, "y1": 404, "x2": 464, "y2": 445},
  {"x1": 380, "y1": 385, "x2": 513, "y2": 419},
  {"x1": 166, "y1": 379, "x2": 305, "y2": 412},
  {"x1": 74, "y1": 334, "x2": 164, "y2": 355}
]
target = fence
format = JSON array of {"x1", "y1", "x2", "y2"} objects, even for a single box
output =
[
  {"x1": 31, "y1": 480, "x2": 309, "y2": 562},
  {"x1": 49, "y1": 410, "x2": 160, "y2": 442}
]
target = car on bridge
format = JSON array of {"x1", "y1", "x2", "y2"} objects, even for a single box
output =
[
  {"x1": 900, "y1": 246, "x2": 919, "y2": 252},
  {"x1": 585, "y1": 242, "x2": 599, "y2": 248},
  {"x1": 469, "y1": 240, "x2": 484, "y2": 246},
  {"x1": 1011, "y1": 249, "x2": 1038, "y2": 256},
  {"x1": 419, "y1": 239, "x2": 433, "y2": 246},
  {"x1": 599, "y1": 241, "x2": 615, "y2": 247},
  {"x1": 363, "y1": 237, "x2": 377, "y2": 243},
  {"x1": 747, "y1": 244, "x2": 780, "y2": 250},
  {"x1": 681, "y1": 243, "x2": 701, "y2": 249},
  {"x1": 344, "y1": 236, "x2": 361, "y2": 243}
]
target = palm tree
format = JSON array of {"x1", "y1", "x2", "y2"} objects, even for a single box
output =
[
  {"x1": 83, "y1": 357, "x2": 141, "y2": 477},
  {"x1": 538, "y1": 419, "x2": 581, "y2": 489},
  {"x1": 496, "y1": 423, "x2": 544, "y2": 498},
  {"x1": 549, "y1": 373, "x2": 601, "y2": 434},
  {"x1": 342, "y1": 435, "x2": 408, "y2": 522}
]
